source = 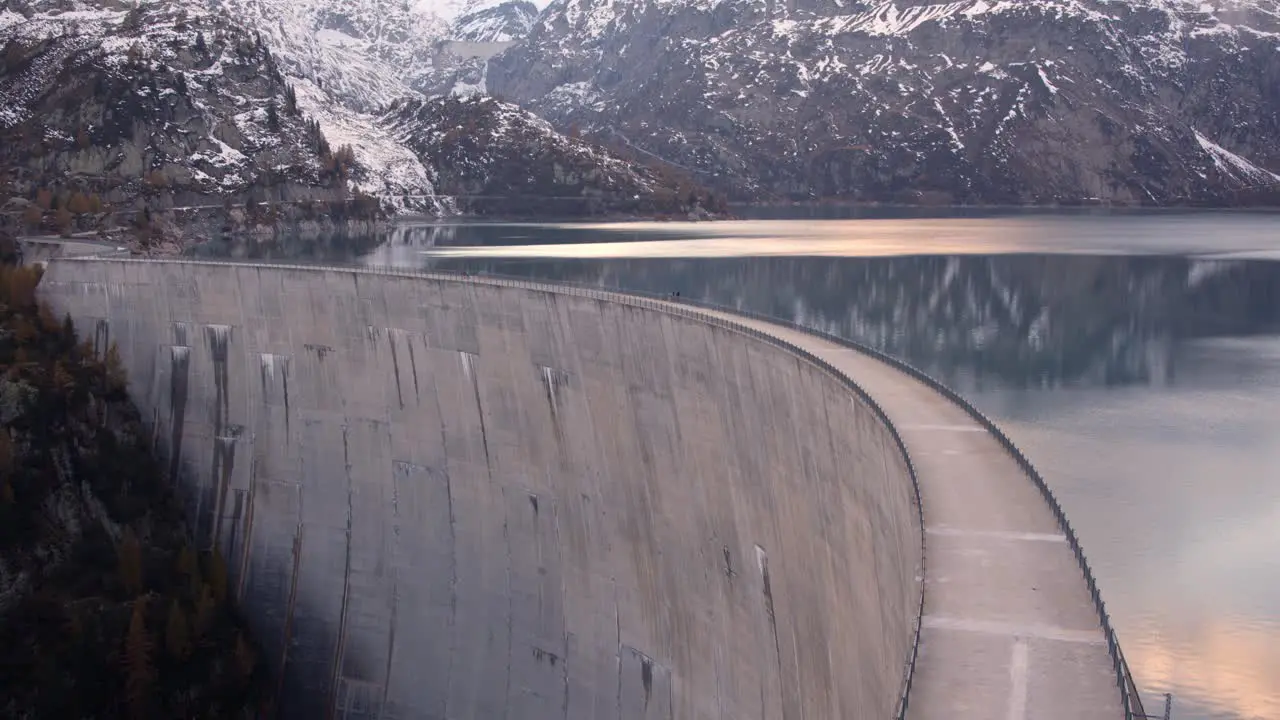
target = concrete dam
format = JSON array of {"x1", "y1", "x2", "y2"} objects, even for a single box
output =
[
  {"x1": 39, "y1": 258, "x2": 1139, "y2": 719},
  {"x1": 39, "y1": 259, "x2": 924, "y2": 719}
]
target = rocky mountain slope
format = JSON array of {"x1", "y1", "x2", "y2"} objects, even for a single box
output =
[
  {"x1": 489, "y1": 0, "x2": 1280, "y2": 206},
  {"x1": 442, "y1": 0, "x2": 544, "y2": 42},
  {"x1": 383, "y1": 94, "x2": 728, "y2": 216},
  {"x1": 0, "y1": 0, "x2": 387, "y2": 238},
  {"x1": 201, "y1": 0, "x2": 550, "y2": 211}
]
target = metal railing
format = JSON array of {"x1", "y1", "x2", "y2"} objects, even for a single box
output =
[
  {"x1": 415, "y1": 270, "x2": 1145, "y2": 719},
  {"x1": 49, "y1": 256, "x2": 1144, "y2": 718},
  {"x1": 47, "y1": 256, "x2": 928, "y2": 719}
]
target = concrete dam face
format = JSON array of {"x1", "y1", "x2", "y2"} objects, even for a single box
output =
[{"x1": 40, "y1": 260, "x2": 922, "y2": 720}]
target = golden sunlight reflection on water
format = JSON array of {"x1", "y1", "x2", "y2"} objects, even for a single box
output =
[
  {"x1": 412, "y1": 217, "x2": 1280, "y2": 259},
  {"x1": 983, "y1": 359, "x2": 1280, "y2": 720},
  {"x1": 1129, "y1": 616, "x2": 1280, "y2": 720},
  {"x1": 418, "y1": 235, "x2": 1027, "y2": 258}
]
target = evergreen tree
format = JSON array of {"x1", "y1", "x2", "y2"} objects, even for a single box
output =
[
  {"x1": 0, "y1": 267, "x2": 271, "y2": 716},
  {"x1": 54, "y1": 207, "x2": 72, "y2": 236},
  {"x1": 193, "y1": 584, "x2": 216, "y2": 640},
  {"x1": 21, "y1": 204, "x2": 41, "y2": 229},
  {"x1": 266, "y1": 100, "x2": 280, "y2": 132},
  {"x1": 176, "y1": 542, "x2": 201, "y2": 599},
  {"x1": 67, "y1": 192, "x2": 90, "y2": 214},
  {"x1": 0, "y1": 429, "x2": 12, "y2": 477},
  {"x1": 195, "y1": 31, "x2": 207, "y2": 54},
  {"x1": 104, "y1": 342, "x2": 126, "y2": 391},
  {"x1": 118, "y1": 527, "x2": 144, "y2": 595},
  {"x1": 164, "y1": 600, "x2": 190, "y2": 660},
  {"x1": 234, "y1": 632, "x2": 255, "y2": 680},
  {"x1": 207, "y1": 549, "x2": 229, "y2": 605},
  {"x1": 123, "y1": 597, "x2": 155, "y2": 718}
]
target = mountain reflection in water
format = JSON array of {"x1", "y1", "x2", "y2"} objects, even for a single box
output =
[{"x1": 407, "y1": 252, "x2": 1280, "y2": 392}]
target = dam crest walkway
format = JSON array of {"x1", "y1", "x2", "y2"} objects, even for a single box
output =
[{"x1": 680, "y1": 304, "x2": 1128, "y2": 719}]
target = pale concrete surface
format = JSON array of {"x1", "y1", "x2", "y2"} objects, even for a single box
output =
[
  {"x1": 40, "y1": 260, "x2": 922, "y2": 720},
  {"x1": 19, "y1": 236, "x2": 124, "y2": 265},
  {"x1": 680, "y1": 312, "x2": 1125, "y2": 720}
]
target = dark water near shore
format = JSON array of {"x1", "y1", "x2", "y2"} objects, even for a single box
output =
[{"x1": 201, "y1": 213, "x2": 1280, "y2": 719}]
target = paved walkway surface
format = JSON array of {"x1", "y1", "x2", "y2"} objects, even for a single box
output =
[{"x1": 686, "y1": 308, "x2": 1124, "y2": 719}]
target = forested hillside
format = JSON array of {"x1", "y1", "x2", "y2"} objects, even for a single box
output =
[{"x1": 0, "y1": 240, "x2": 268, "y2": 718}]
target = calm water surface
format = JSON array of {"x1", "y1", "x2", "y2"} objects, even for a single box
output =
[{"x1": 202, "y1": 214, "x2": 1280, "y2": 719}]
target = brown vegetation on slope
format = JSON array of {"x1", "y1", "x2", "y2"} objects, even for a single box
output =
[{"x1": 0, "y1": 247, "x2": 269, "y2": 718}]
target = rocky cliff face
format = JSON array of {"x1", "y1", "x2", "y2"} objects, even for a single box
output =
[
  {"x1": 489, "y1": 0, "x2": 1280, "y2": 205},
  {"x1": 0, "y1": 1, "x2": 356, "y2": 211},
  {"x1": 0, "y1": 0, "x2": 408, "y2": 247},
  {"x1": 382, "y1": 94, "x2": 729, "y2": 216},
  {"x1": 450, "y1": 0, "x2": 543, "y2": 42}
]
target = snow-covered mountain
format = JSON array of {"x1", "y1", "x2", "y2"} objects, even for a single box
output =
[
  {"x1": 12, "y1": 0, "x2": 1268, "y2": 219},
  {"x1": 489, "y1": 0, "x2": 1280, "y2": 205},
  {"x1": 452, "y1": 1, "x2": 541, "y2": 42},
  {"x1": 197, "y1": 0, "x2": 573, "y2": 211},
  {"x1": 420, "y1": 0, "x2": 547, "y2": 41},
  {"x1": 1, "y1": 0, "x2": 716, "y2": 222},
  {"x1": 212, "y1": 0, "x2": 447, "y2": 108},
  {"x1": 195, "y1": 0, "x2": 446, "y2": 211}
]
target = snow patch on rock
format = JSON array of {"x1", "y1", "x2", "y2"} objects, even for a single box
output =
[{"x1": 1195, "y1": 131, "x2": 1280, "y2": 185}]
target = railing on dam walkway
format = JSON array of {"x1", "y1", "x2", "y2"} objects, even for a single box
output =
[
  {"x1": 515, "y1": 274, "x2": 1148, "y2": 720},
  {"x1": 655, "y1": 292, "x2": 1150, "y2": 720},
  {"x1": 48, "y1": 256, "x2": 1144, "y2": 719},
  {"x1": 450, "y1": 267, "x2": 1147, "y2": 720},
  {"x1": 535, "y1": 278, "x2": 1148, "y2": 720}
]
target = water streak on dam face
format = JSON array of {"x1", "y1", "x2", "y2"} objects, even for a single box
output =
[{"x1": 39, "y1": 261, "x2": 921, "y2": 720}]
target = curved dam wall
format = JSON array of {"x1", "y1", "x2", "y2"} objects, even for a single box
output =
[{"x1": 39, "y1": 260, "x2": 921, "y2": 720}]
